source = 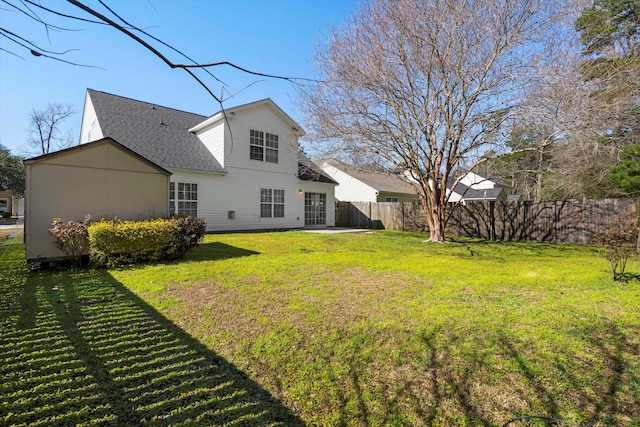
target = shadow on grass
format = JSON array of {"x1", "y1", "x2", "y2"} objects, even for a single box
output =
[
  {"x1": 419, "y1": 328, "x2": 494, "y2": 427},
  {"x1": 186, "y1": 241, "x2": 260, "y2": 262},
  {"x1": 1, "y1": 261, "x2": 304, "y2": 426},
  {"x1": 324, "y1": 323, "x2": 639, "y2": 425},
  {"x1": 497, "y1": 323, "x2": 640, "y2": 426},
  {"x1": 414, "y1": 326, "x2": 639, "y2": 426}
]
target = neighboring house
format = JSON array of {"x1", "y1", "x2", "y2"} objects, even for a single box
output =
[
  {"x1": 318, "y1": 159, "x2": 417, "y2": 202},
  {"x1": 0, "y1": 190, "x2": 24, "y2": 217},
  {"x1": 24, "y1": 137, "x2": 171, "y2": 262},
  {"x1": 0, "y1": 190, "x2": 12, "y2": 215},
  {"x1": 80, "y1": 89, "x2": 337, "y2": 232},
  {"x1": 319, "y1": 159, "x2": 519, "y2": 204},
  {"x1": 447, "y1": 171, "x2": 520, "y2": 203}
]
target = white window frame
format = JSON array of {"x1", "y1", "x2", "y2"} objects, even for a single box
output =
[
  {"x1": 170, "y1": 182, "x2": 198, "y2": 216},
  {"x1": 260, "y1": 188, "x2": 285, "y2": 218},
  {"x1": 250, "y1": 129, "x2": 278, "y2": 163}
]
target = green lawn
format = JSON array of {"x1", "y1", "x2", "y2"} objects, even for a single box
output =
[{"x1": 1, "y1": 231, "x2": 639, "y2": 426}]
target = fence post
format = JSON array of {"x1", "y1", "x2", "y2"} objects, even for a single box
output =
[{"x1": 490, "y1": 201, "x2": 496, "y2": 241}]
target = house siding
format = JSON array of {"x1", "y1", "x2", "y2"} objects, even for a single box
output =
[
  {"x1": 79, "y1": 91, "x2": 103, "y2": 144},
  {"x1": 221, "y1": 105, "x2": 299, "y2": 175},
  {"x1": 460, "y1": 172, "x2": 494, "y2": 189},
  {"x1": 196, "y1": 121, "x2": 226, "y2": 168},
  {"x1": 170, "y1": 168, "x2": 310, "y2": 231},
  {"x1": 321, "y1": 163, "x2": 378, "y2": 202},
  {"x1": 377, "y1": 192, "x2": 417, "y2": 203},
  {"x1": 182, "y1": 102, "x2": 315, "y2": 231}
]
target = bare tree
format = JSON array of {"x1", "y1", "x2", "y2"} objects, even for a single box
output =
[
  {"x1": 481, "y1": 48, "x2": 594, "y2": 201},
  {"x1": 524, "y1": 0, "x2": 640, "y2": 201},
  {"x1": 302, "y1": 0, "x2": 564, "y2": 242},
  {"x1": 27, "y1": 103, "x2": 75, "y2": 154}
]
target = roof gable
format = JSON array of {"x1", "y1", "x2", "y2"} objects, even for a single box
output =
[
  {"x1": 457, "y1": 170, "x2": 512, "y2": 189},
  {"x1": 189, "y1": 98, "x2": 304, "y2": 135},
  {"x1": 24, "y1": 137, "x2": 171, "y2": 176}
]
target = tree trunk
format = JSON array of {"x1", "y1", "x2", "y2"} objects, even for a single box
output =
[
  {"x1": 423, "y1": 200, "x2": 446, "y2": 243},
  {"x1": 427, "y1": 221, "x2": 446, "y2": 242}
]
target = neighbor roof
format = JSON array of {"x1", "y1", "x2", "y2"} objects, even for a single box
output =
[
  {"x1": 321, "y1": 159, "x2": 416, "y2": 194},
  {"x1": 471, "y1": 174, "x2": 512, "y2": 189},
  {"x1": 455, "y1": 186, "x2": 506, "y2": 201}
]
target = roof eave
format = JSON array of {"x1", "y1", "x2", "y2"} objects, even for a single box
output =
[{"x1": 24, "y1": 137, "x2": 172, "y2": 176}]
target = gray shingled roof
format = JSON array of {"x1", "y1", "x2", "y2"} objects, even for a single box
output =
[
  {"x1": 321, "y1": 159, "x2": 416, "y2": 194},
  {"x1": 457, "y1": 187, "x2": 506, "y2": 201},
  {"x1": 88, "y1": 89, "x2": 225, "y2": 173}
]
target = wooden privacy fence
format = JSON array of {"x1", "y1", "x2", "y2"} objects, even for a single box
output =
[{"x1": 335, "y1": 199, "x2": 640, "y2": 244}]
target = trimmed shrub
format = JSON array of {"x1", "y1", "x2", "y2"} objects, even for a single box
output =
[
  {"x1": 47, "y1": 215, "x2": 92, "y2": 266},
  {"x1": 88, "y1": 218, "x2": 178, "y2": 267}
]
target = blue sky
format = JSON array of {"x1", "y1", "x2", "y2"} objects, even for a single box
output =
[{"x1": 0, "y1": 0, "x2": 359, "y2": 156}]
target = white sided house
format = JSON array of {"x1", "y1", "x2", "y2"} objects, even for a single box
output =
[
  {"x1": 80, "y1": 89, "x2": 337, "y2": 231},
  {"x1": 319, "y1": 158, "x2": 519, "y2": 204},
  {"x1": 319, "y1": 159, "x2": 418, "y2": 202},
  {"x1": 447, "y1": 171, "x2": 519, "y2": 203}
]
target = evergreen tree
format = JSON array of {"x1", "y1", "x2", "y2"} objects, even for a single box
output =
[{"x1": 0, "y1": 145, "x2": 25, "y2": 196}]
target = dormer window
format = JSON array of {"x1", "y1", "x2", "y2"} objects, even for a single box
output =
[{"x1": 250, "y1": 129, "x2": 278, "y2": 163}]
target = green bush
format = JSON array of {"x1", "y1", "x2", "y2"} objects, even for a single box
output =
[
  {"x1": 48, "y1": 215, "x2": 206, "y2": 268},
  {"x1": 88, "y1": 218, "x2": 178, "y2": 267},
  {"x1": 1, "y1": 211, "x2": 11, "y2": 218}
]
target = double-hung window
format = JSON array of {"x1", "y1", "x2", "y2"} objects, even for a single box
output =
[
  {"x1": 260, "y1": 188, "x2": 284, "y2": 218},
  {"x1": 170, "y1": 182, "x2": 198, "y2": 216},
  {"x1": 250, "y1": 130, "x2": 264, "y2": 161},
  {"x1": 265, "y1": 132, "x2": 278, "y2": 163},
  {"x1": 250, "y1": 129, "x2": 278, "y2": 163}
]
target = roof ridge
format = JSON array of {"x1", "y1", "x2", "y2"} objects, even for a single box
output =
[{"x1": 87, "y1": 88, "x2": 207, "y2": 119}]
